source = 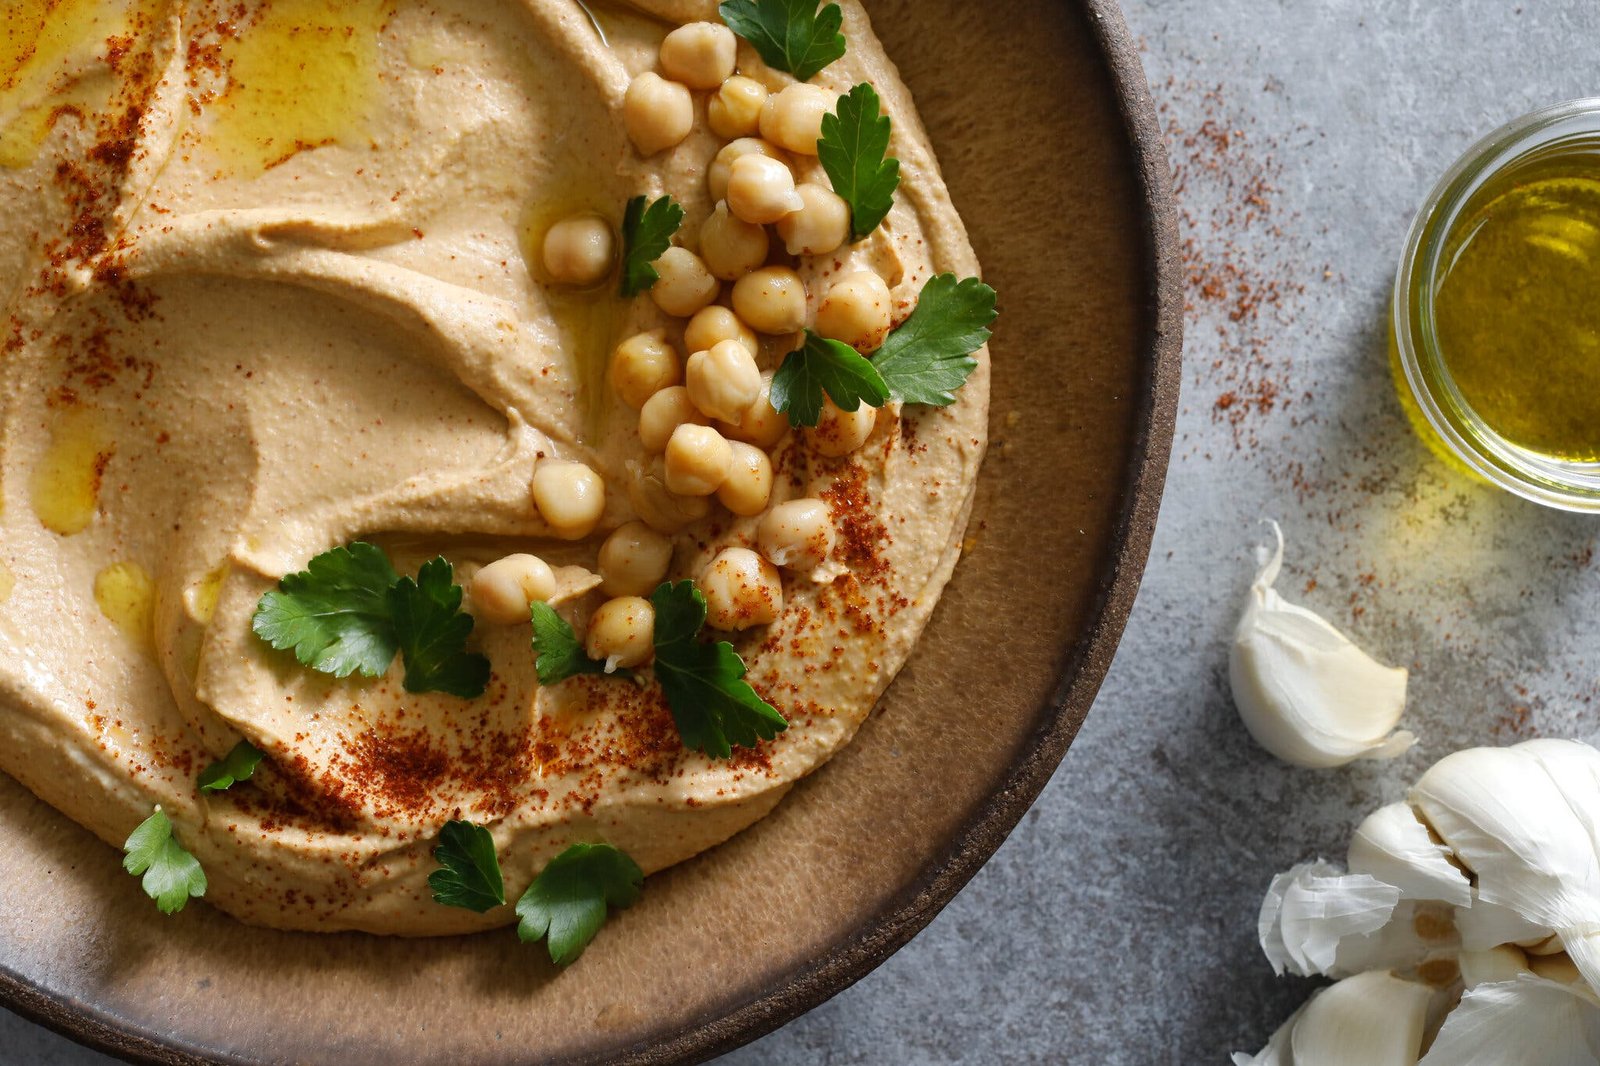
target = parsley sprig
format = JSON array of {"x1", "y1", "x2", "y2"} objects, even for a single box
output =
[
  {"x1": 123, "y1": 808, "x2": 206, "y2": 914},
  {"x1": 530, "y1": 601, "x2": 622, "y2": 684},
  {"x1": 517, "y1": 843, "x2": 644, "y2": 966},
  {"x1": 620, "y1": 195, "x2": 685, "y2": 297},
  {"x1": 818, "y1": 83, "x2": 900, "y2": 241},
  {"x1": 771, "y1": 331, "x2": 889, "y2": 428},
  {"x1": 650, "y1": 581, "x2": 787, "y2": 759},
  {"x1": 198, "y1": 740, "x2": 265, "y2": 792},
  {"x1": 718, "y1": 0, "x2": 845, "y2": 82},
  {"x1": 252, "y1": 543, "x2": 490, "y2": 699},
  {"x1": 428, "y1": 820, "x2": 506, "y2": 913}
]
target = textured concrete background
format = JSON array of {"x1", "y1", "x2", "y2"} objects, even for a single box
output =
[{"x1": 9, "y1": 0, "x2": 1600, "y2": 1062}]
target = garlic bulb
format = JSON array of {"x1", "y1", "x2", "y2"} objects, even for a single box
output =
[
  {"x1": 1417, "y1": 976, "x2": 1600, "y2": 1065},
  {"x1": 1228, "y1": 522, "x2": 1414, "y2": 768},
  {"x1": 1348, "y1": 802, "x2": 1471, "y2": 907}
]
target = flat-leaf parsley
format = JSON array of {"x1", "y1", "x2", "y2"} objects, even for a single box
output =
[
  {"x1": 197, "y1": 740, "x2": 265, "y2": 792},
  {"x1": 620, "y1": 194, "x2": 685, "y2": 297},
  {"x1": 717, "y1": 0, "x2": 845, "y2": 83},
  {"x1": 818, "y1": 83, "x2": 900, "y2": 241},
  {"x1": 770, "y1": 331, "x2": 889, "y2": 428},
  {"x1": 428, "y1": 820, "x2": 506, "y2": 913},
  {"x1": 872, "y1": 274, "x2": 997, "y2": 406},
  {"x1": 516, "y1": 843, "x2": 643, "y2": 966},
  {"x1": 123, "y1": 808, "x2": 207, "y2": 914}
]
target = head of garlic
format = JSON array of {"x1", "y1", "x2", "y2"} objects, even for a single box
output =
[{"x1": 1229, "y1": 522, "x2": 1414, "y2": 768}]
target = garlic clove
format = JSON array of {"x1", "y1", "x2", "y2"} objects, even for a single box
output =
[
  {"x1": 1348, "y1": 802, "x2": 1472, "y2": 907},
  {"x1": 1458, "y1": 944, "x2": 1531, "y2": 989},
  {"x1": 1258, "y1": 860, "x2": 1400, "y2": 977},
  {"x1": 1229, "y1": 522, "x2": 1413, "y2": 769},
  {"x1": 1231, "y1": 1005, "x2": 1301, "y2": 1066},
  {"x1": 1417, "y1": 976, "x2": 1600, "y2": 1066},
  {"x1": 1330, "y1": 899, "x2": 1460, "y2": 980},
  {"x1": 1288, "y1": 970, "x2": 1434, "y2": 1066}
]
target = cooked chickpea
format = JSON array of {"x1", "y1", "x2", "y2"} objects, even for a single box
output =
[
  {"x1": 708, "y1": 137, "x2": 789, "y2": 203},
  {"x1": 623, "y1": 72, "x2": 694, "y2": 155},
  {"x1": 759, "y1": 83, "x2": 835, "y2": 155},
  {"x1": 699, "y1": 201, "x2": 769, "y2": 281},
  {"x1": 757, "y1": 498, "x2": 836, "y2": 572},
  {"x1": 470, "y1": 554, "x2": 558, "y2": 625},
  {"x1": 684, "y1": 304, "x2": 759, "y2": 356},
  {"x1": 726, "y1": 154, "x2": 804, "y2": 225},
  {"x1": 542, "y1": 215, "x2": 615, "y2": 287},
  {"x1": 638, "y1": 385, "x2": 709, "y2": 452},
  {"x1": 584, "y1": 596, "x2": 656, "y2": 671},
  {"x1": 717, "y1": 441, "x2": 773, "y2": 516},
  {"x1": 806, "y1": 396, "x2": 877, "y2": 457},
  {"x1": 531, "y1": 460, "x2": 607, "y2": 539},
  {"x1": 598, "y1": 520, "x2": 674, "y2": 597},
  {"x1": 708, "y1": 75, "x2": 767, "y2": 139},
  {"x1": 649, "y1": 247, "x2": 720, "y2": 317},
  {"x1": 716, "y1": 374, "x2": 790, "y2": 448},
  {"x1": 610, "y1": 329, "x2": 681, "y2": 409},
  {"x1": 658, "y1": 22, "x2": 736, "y2": 89},
  {"x1": 627, "y1": 457, "x2": 713, "y2": 533},
  {"x1": 775, "y1": 183, "x2": 850, "y2": 256},
  {"x1": 732, "y1": 265, "x2": 807, "y2": 334},
  {"x1": 663, "y1": 423, "x2": 733, "y2": 496},
  {"x1": 700, "y1": 547, "x2": 783, "y2": 631},
  {"x1": 685, "y1": 339, "x2": 762, "y2": 422},
  {"x1": 815, "y1": 270, "x2": 894, "y2": 352}
]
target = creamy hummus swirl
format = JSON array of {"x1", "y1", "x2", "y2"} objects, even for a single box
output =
[{"x1": 0, "y1": 0, "x2": 987, "y2": 933}]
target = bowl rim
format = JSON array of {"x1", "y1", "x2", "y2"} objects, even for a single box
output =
[{"x1": 0, "y1": 0, "x2": 1182, "y2": 1061}]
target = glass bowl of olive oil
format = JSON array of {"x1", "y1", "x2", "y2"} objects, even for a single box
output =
[{"x1": 1393, "y1": 98, "x2": 1600, "y2": 510}]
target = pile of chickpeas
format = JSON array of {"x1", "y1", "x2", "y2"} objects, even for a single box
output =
[{"x1": 485, "y1": 19, "x2": 896, "y2": 671}]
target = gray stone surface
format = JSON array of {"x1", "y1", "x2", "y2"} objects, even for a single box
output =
[{"x1": 9, "y1": 0, "x2": 1600, "y2": 1062}]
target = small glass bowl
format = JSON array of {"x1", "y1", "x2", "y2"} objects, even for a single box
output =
[{"x1": 1392, "y1": 98, "x2": 1600, "y2": 512}]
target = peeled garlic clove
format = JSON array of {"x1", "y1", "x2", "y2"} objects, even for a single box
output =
[
  {"x1": 1288, "y1": 970, "x2": 1433, "y2": 1066},
  {"x1": 1348, "y1": 802, "x2": 1472, "y2": 907},
  {"x1": 1458, "y1": 944, "x2": 1532, "y2": 989},
  {"x1": 1418, "y1": 976, "x2": 1600, "y2": 1066},
  {"x1": 1258, "y1": 860, "x2": 1400, "y2": 977},
  {"x1": 1229, "y1": 522, "x2": 1414, "y2": 768}
]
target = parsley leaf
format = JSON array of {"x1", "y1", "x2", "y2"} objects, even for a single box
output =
[
  {"x1": 516, "y1": 843, "x2": 643, "y2": 966},
  {"x1": 198, "y1": 740, "x2": 265, "y2": 792},
  {"x1": 427, "y1": 820, "x2": 505, "y2": 913},
  {"x1": 873, "y1": 274, "x2": 997, "y2": 406},
  {"x1": 718, "y1": 0, "x2": 845, "y2": 82},
  {"x1": 650, "y1": 581, "x2": 787, "y2": 759},
  {"x1": 620, "y1": 195, "x2": 685, "y2": 297},
  {"x1": 122, "y1": 808, "x2": 206, "y2": 915},
  {"x1": 530, "y1": 602, "x2": 621, "y2": 685},
  {"x1": 770, "y1": 331, "x2": 890, "y2": 428},
  {"x1": 818, "y1": 83, "x2": 900, "y2": 241},
  {"x1": 252, "y1": 542, "x2": 399, "y2": 679},
  {"x1": 388, "y1": 557, "x2": 491, "y2": 698}
]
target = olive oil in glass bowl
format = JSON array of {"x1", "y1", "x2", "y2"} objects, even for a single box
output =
[{"x1": 1393, "y1": 99, "x2": 1600, "y2": 510}]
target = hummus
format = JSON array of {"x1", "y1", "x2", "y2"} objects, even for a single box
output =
[{"x1": 0, "y1": 0, "x2": 988, "y2": 934}]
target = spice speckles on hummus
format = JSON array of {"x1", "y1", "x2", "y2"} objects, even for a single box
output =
[{"x1": 0, "y1": 0, "x2": 991, "y2": 950}]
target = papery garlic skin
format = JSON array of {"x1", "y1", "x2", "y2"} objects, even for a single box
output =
[
  {"x1": 1258, "y1": 861, "x2": 1400, "y2": 977},
  {"x1": 1417, "y1": 976, "x2": 1600, "y2": 1066},
  {"x1": 1229, "y1": 522, "x2": 1414, "y2": 768},
  {"x1": 1348, "y1": 802, "x2": 1472, "y2": 907}
]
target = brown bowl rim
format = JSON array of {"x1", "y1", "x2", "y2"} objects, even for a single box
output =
[{"x1": 0, "y1": 0, "x2": 1181, "y2": 1061}]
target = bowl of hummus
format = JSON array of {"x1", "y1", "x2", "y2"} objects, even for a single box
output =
[{"x1": 0, "y1": 0, "x2": 1178, "y2": 1061}]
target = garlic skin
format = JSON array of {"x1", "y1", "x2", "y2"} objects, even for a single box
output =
[
  {"x1": 1229, "y1": 522, "x2": 1414, "y2": 768},
  {"x1": 1348, "y1": 802, "x2": 1472, "y2": 907},
  {"x1": 1240, "y1": 970, "x2": 1432, "y2": 1066},
  {"x1": 1417, "y1": 976, "x2": 1600, "y2": 1065},
  {"x1": 1258, "y1": 861, "x2": 1400, "y2": 977}
]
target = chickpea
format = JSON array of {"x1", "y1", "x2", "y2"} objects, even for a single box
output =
[
  {"x1": 470, "y1": 554, "x2": 558, "y2": 625},
  {"x1": 717, "y1": 441, "x2": 773, "y2": 516},
  {"x1": 684, "y1": 304, "x2": 759, "y2": 356},
  {"x1": 542, "y1": 215, "x2": 615, "y2": 287},
  {"x1": 759, "y1": 83, "x2": 835, "y2": 155},
  {"x1": 732, "y1": 265, "x2": 807, "y2": 335},
  {"x1": 716, "y1": 373, "x2": 789, "y2": 449},
  {"x1": 708, "y1": 75, "x2": 767, "y2": 139},
  {"x1": 806, "y1": 396, "x2": 877, "y2": 457},
  {"x1": 598, "y1": 520, "x2": 674, "y2": 597},
  {"x1": 708, "y1": 137, "x2": 790, "y2": 203},
  {"x1": 726, "y1": 154, "x2": 804, "y2": 225},
  {"x1": 623, "y1": 72, "x2": 693, "y2": 155},
  {"x1": 664, "y1": 423, "x2": 733, "y2": 496},
  {"x1": 658, "y1": 22, "x2": 736, "y2": 89},
  {"x1": 815, "y1": 270, "x2": 894, "y2": 352},
  {"x1": 650, "y1": 247, "x2": 720, "y2": 317},
  {"x1": 775, "y1": 183, "x2": 850, "y2": 257},
  {"x1": 584, "y1": 596, "x2": 656, "y2": 671},
  {"x1": 700, "y1": 547, "x2": 783, "y2": 631},
  {"x1": 638, "y1": 385, "x2": 709, "y2": 453},
  {"x1": 757, "y1": 498, "x2": 836, "y2": 571},
  {"x1": 685, "y1": 339, "x2": 762, "y2": 422},
  {"x1": 532, "y1": 460, "x2": 607, "y2": 538},
  {"x1": 627, "y1": 457, "x2": 712, "y2": 533},
  {"x1": 610, "y1": 330, "x2": 681, "y2": 409},
  {"x1": 699, "y1": 201, "x2": 769, "y2": 281}
]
